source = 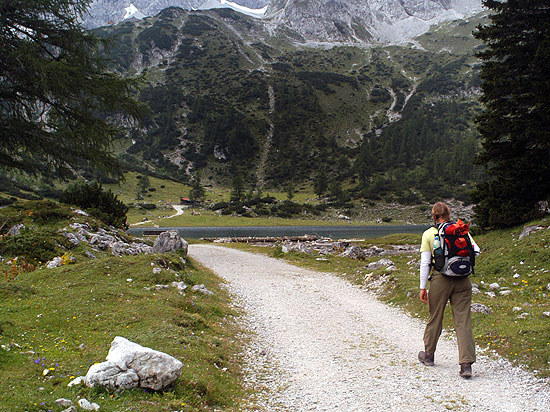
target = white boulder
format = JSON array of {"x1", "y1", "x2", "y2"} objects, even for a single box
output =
[
  {"x1": 46, "y1": 256, "x2": 63, "y2": 268},
  {"x1": 152, "y1": 231, "x2": 188, "y2": 255},
  {"x1": 85, "y1": 337, "x2": 183, "y2": 391},
  {"x1": 367, "y1": 258, "x2": 395, "y2": 270},
  {"x1": 78, "y1": 398, "x2": 100, "y2": 411},
  {"x1": 471, "y1": 303, "x2": 491, "y2": 314}
]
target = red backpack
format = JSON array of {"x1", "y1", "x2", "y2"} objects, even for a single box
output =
[{"x1": 433, "y1": 219, "x2": 475, "y2": 277}]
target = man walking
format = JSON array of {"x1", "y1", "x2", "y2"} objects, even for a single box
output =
[{"x1": 417, "y1": 202, "x2": 480, "y2": 378}]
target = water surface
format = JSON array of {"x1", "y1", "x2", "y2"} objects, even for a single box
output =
[{"x1": 128, "y1": 225, "x2": 428, "y2": 239}]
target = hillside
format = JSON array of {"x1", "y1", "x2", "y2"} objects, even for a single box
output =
[
  {"x1": 90, "y1": 7, "x2": 486, "y2": 205},
  {"x1": 0, "y1": 201, "x2": 245, "y2": 411}
]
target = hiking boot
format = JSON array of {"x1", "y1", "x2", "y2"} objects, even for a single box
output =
[
  {"x1": 459, "y1": 363, "x2": 472, "y2": 379},
  {"x1": 418, "y1": 351, "x2": 434, "y2": 366}
]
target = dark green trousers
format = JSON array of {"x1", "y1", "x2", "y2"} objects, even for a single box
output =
[{"x1": 423, "y1": 272, "x2": 476, "y2": 364}]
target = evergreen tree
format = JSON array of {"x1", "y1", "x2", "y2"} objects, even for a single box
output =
[
  {"x1": 189, "y1": 172, "x2": 205, "y2": 203},
  {"x1": 313, "y1": 168, "x2": 328, "y2": 197},
  {"x1": 0, "y1": 0, "x2": 143, "y2": 179},
  {"x1": 472, "y1": 0, "x2": 550, "y2": 228},
  {"x1": 230, "y1": 174, "x2": 244, "y2": 203}
]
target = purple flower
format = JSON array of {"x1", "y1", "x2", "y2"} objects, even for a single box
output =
[{"x1": 34, "y1": 359, "x2": 40, "y2": 364}]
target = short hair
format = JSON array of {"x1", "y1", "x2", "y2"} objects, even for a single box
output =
[{"x1": 432, "y1": 202, "x2": 450, "y2": 221}]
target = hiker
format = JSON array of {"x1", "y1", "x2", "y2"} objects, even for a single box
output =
[{"x1": 417, "y1": 201, "x2": 480, "y2": 378}]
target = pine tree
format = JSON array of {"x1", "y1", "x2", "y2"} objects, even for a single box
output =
[
  {"x1": 0, "y1": 0, "x2": 143, "y2": 179},
  {"x1": 313, "y1": 168, "x2": 328, "y2": 197},
  {"x1": 189, "y1": 173, "x2": 206, "y2": 203},
  {"x1": 472, "y1": 0, "x2": 550, "y2": 228}
]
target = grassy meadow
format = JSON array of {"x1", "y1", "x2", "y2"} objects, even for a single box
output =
[{"x1": 0, "y1": 202, "x2": 246, "y2": 411}]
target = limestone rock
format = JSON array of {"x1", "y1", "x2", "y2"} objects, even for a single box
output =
[
  {"x1": 61, "y1": 407, "x2": 77, "y2": 412},
  {"x1": 518, "y1": 225, "x2": 543, "y2": 240},
  {"x1": 46, "y1": 257, "x2": 63, "y2": 268},
  {"x1": 543, "y1": 312, "x2": 550, "y2": 318},
  {"x1": 85, "y1": 336, "x2": 183, "y2": 391},
  {"x1": 171, "y1": 281, "x2": 188, "y2": 291},
  {"x1": 7, "y1": 223, "x2": 25, "y2": 236},
  {"x1": 340, "y1": 245, "x2": 366, "y2": 260},
  {"x1": 191, "y1": 284, "x2": 214, "y2": 295},
  {"x1": 67, "y1": 376, "x2": 85, "y2": 387},
  {"x1": 489, "y1": 283, "x2": 500, "y2": 291},
  {"x1": 63, "y1": 232, "x2": 81, "y2": 246},
  {"x1": 85, "y1": 251, "x2": 97, "y2": 259},
  {"x1": 55, "y1": 398, "x2": 73, "y2": 408},
  {"x1": 78, "y1": 398, "x2": 100, "y2": 411},
  {"x1": 152, "y1": 231, "x2": 188, "y2": 255},
  {"x1": 367, "y1": 258, "x2": 395, "y2": 270},
  {"x1": 471, "y1": 303, "x2": 491, "y2": 314}
]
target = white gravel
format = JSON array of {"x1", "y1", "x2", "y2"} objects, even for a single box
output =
[{"x1": 189, "y1": 245, "x2": 550, "y2": 412}]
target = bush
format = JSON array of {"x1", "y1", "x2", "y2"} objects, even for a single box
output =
[
  {"x1": 60, "y1": 182, "x2": 128, "y2": 228},
  {"x1": 0, "y1": 197, "x2": 14, "y2": 206},
  {"x1": 382, "y1": 216, "x2": 393, "y2": 223},
  {"x1": 0, "y1": 227, "x2": 64, "y2": 262},
  {"x1": 211, "y1": 201, "x2": 228, "y2": 211}
]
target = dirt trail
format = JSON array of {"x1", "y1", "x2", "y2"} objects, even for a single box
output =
[{"x1": 189, "y1": 245, "x2": 550, "y2": 412}]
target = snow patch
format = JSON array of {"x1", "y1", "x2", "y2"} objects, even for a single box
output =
[
  {"x1": 123, "y1": 3, "x2": 145, "y2": 21},
  {"x1": 199, "y1": 0, "x2": 267, "y2": 18}
]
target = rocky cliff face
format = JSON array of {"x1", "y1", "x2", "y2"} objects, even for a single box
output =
[
  {"x1": 265, "y1": 0, "x2": 483, "y2": 43},
  {"x1": 83, "y1": 0, "x2": 268, "y2": 28},
  {"x1": 84, "y1": 0, "x2": 481, "y2": 44}
]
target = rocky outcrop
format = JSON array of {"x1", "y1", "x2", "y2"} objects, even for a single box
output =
[
  {"x1": 61, "y1": 222, "x2": 153, "y2": 256},
  {"x1": 152, "y1": 231, "x2": 188, "y2": 255},
  {"x1": 518, "y1": 225, "x2": 546, "y2": 240},
  {"x1": 85, "y1": 337, "x2": 183, "y2": 391}
]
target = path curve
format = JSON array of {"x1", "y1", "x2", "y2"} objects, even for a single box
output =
[{"x1": 189, "y1": 245, "x2": 550, "y2": 412}]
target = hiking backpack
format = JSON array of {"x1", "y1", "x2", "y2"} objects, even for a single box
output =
[{"x1": 433, "y1": 219, "x2": 475, "y2": 277}]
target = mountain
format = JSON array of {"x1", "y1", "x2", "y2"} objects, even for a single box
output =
[
  {"x1": 265, "y1": 0, "x2": 483, "y2": 43},
  {"x1": 94, "y1": 6, "x2": 487, "y2": 204},
  {"x1": 83, "y1": 0, "x2": 268, "y2": 28},
  {"x1": 85, "y1": 1, "x2": 482, "y2": 45}
]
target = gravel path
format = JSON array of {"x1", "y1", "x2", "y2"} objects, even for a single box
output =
[{"x1": 189, "y1": 245, "x2": 550, "y2": 412}]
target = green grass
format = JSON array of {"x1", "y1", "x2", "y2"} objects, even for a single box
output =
[
  {"x1": 0, "y1": 202, "x2": 246, "y2": 411},
  {"x1": 226, "y1": 218, "x2": 550, "y2": 377},
  {"x1": 0, "y1": 254, "x2": 246, "y2": 411}
]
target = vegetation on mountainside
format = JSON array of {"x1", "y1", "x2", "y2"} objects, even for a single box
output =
[
  {"x1": 0, "y1": 0, "x2": 142, "y2": 179},
  {"x1": 0, "y1": 201, "x2": 245, "y2": 411},
  {"x1": 232, "y1": 219, "x2": 550, "y2": 377},
  {"x1": 472, "y1": 0, "x2": 550, "y2": 228},
  {"x1": 92, "y1": 8, "x2": 486, "y2": 207}
]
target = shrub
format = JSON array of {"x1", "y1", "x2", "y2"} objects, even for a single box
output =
[
  {"x1": 382, "y1": 216, "x2": 393, "y2": 223},
  {"x1": 0, "y1": 197, "x2": 14, "y2": 206},
  {"x1": 211, "y1": 201, "x2": 228, "y2": 211},
  {"x1": 60, "y1": 182, "x2": 128, "y2": 228},
  {"x1": 0, "y1": 227, "x2": 64, "y2": 261}
]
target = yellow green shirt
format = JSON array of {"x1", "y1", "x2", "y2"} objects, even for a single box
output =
[{"x1": 420, "y1": 227, "x2": 438, "y2": 254}]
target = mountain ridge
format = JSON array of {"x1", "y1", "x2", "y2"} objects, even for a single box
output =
[{"x1": 85, "y1": 0, "x2": 483, "y2": 44}]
